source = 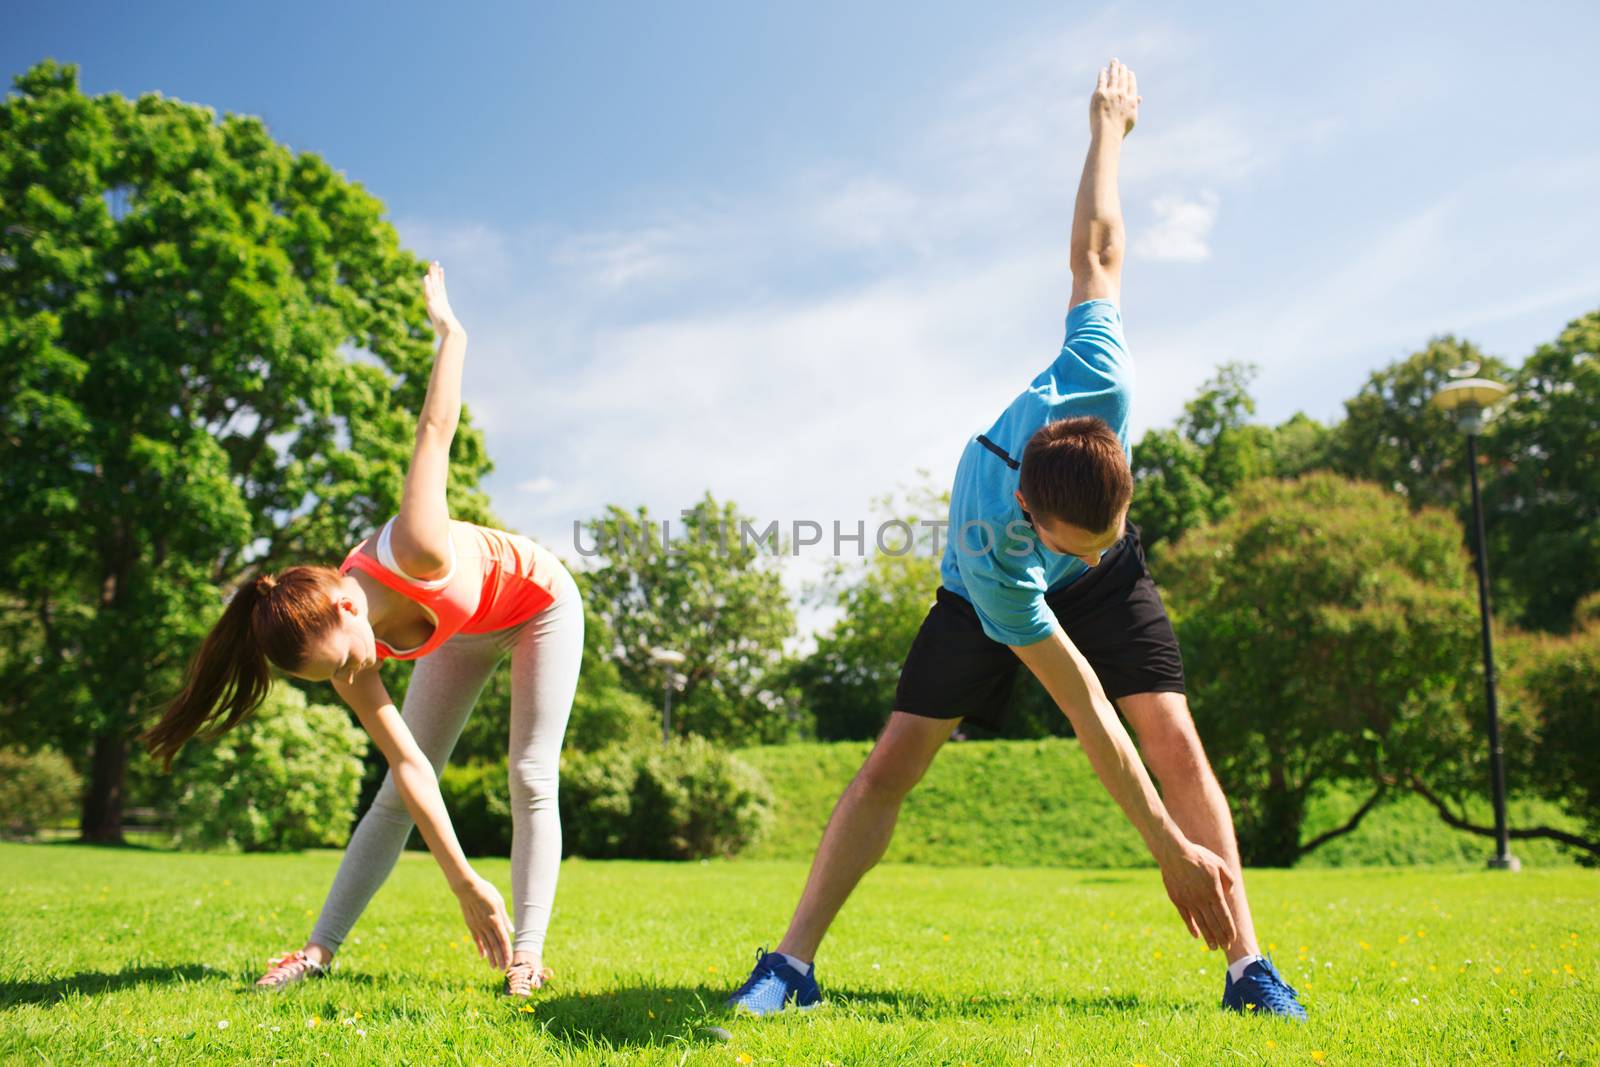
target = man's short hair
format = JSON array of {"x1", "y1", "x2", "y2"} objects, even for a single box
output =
[{"x1": 1018, "y1": 416, "x2": 1133, "y2": 533}]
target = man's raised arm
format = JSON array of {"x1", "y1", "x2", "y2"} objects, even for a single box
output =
[
  {"x1": 1012, "y1": 627, "x2": 1238, "y2": 951},
  {"x1": 1069, "y1": 59, "x2": 1140, "y2": 309}
]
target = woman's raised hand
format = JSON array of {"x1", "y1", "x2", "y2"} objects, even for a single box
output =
[{"x1": 422, "y1": 261, "x2": 463, "y2": 337}]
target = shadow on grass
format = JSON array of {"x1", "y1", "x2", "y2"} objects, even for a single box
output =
[
  {"x1": 520, "y1": 981, "x2": 1177, "y2": 1051},
  {"x1": 0, "y1": 964, "x2": 213, "y2": 1009}
]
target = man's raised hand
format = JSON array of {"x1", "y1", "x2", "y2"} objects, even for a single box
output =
[{"x1": 1091, "y1": 58, "x2": 1140, "y2": 138}]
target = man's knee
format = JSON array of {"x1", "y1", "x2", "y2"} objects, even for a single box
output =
[{"x1": 850, "y1": 715, "x2": 951, "y2": 800}]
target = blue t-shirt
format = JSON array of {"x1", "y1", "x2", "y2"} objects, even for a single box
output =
[{"x1": 938, "y1": 299, "x2": 1133, "y2": 646}]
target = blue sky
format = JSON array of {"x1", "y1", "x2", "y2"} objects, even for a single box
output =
[{"x1": 8, "y1": 1, "x2": 1600, "y2": 620}]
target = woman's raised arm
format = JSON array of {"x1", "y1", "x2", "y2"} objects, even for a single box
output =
[{"x1": 391, "y1": 261, "x2": 468, "y2": 579}]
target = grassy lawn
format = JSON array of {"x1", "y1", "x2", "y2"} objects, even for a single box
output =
[{"x1": 1, "y1": 843, "x2": 1594, "y2": 1065}]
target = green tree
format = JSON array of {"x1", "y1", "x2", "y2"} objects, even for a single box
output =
[
  {"x1": 1325, "y1": 336, "x2": 1511, "y2": 511},
  {"x1": 1130, "y1": 363, "x2": 1329, "y2": 551},
  {"x1": 0, "y1": 63, "x2": 493, "y2": 840},
  {"x1": 1484, "y1": 310, "x2": 1600, "y2": 631},
  {"x1": 1159, "y1": 475, "x2": 1508, "y2": 866},
  {"x1": 792, "y1": 547, "x2": 940, "y2": 741},
  {"x1": 578, "y1": 494, "x2": 797, "y2": 744}
]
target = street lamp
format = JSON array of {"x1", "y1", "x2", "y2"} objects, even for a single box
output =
[
  {"x1": 648, "y1": 647, "x2": 687, "y2": 744},
  {"x1": 1432, "y1": 374, "x2": 1519, "y2": 872}
]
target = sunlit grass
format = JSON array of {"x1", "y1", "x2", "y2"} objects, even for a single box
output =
[{"x1": 1, "y1": 843, "x2": 1594, "y2": 1064}]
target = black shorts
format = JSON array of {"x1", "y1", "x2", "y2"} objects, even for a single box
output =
[{"x1": 894, "y1": 522, "x2": 1185, "y2": 730}]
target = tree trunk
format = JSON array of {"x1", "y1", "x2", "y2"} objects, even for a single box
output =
[{"x1": 79, "y1": 729, "x2": 127, "y2": 844}]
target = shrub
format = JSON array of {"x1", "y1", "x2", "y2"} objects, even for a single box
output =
[
  {"x1": 0, "y1": 748, "x2": 81, "y2": 839},
  {"x1": 1510, "y1": 607, "x2": 1600, "y2": 859},
  {"x1": 443, "y1": 739, "x2": 772, "y2": 860},
  {"x1": 567, "y1": 682, "x2": 660, "y2": 751},
  {"x1": 166, "y1": 684, "x2": 368, "y2": 851},
  {"x1": 438, "y1": 759, "x2": 513, "y2": 856}
]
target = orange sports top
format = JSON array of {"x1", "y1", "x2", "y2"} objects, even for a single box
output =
[{"x1": 339, "y1": 518, "x2": 560, "y2": 661}]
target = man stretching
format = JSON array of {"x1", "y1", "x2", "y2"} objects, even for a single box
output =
[{"x1": 727, "y1": 59, "x2": 1306, "y2": 1021}]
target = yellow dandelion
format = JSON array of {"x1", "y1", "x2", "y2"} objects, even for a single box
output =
[
  {"x1": 1564, "y1": 964, "x2": 1576, "y2": 975},
  {"x1": 647, "y1": 1010, "x2": 655, "y2": 1019},
  {"x1": 1311, "y1": 1052, "x2": 1326, "y2": 1063},
  {"x1": 1416, "y1": 930, "x2": 1426, "y2": 938},
  {"x1": 518, "y1": 1004, "x2": 534, "y2": 1014},
  {"x1": 1389, "y1": 960, "x2": 1398, "y2": 969},
  {"x1": 1153, "y1": 951, "x2": 1163, "y2": 960},
  {"x1": 1266, "y1": 1039, "x2": 1277, "y2": 1049},
  {"x1": 707, "y1": 966, "x2": 718, "y2": 974},
  {"x1": 1428, "y1": 965, "x2": 1437, "y2": 972},
  {"x1": 304, "y1": 909, "x2": 314, "y2": 918},
  {"x1": 307, "y1": 1016, "x2": 320, "y2": 1029},
  {"x1": 1522, "y1": 968, "x2": 1532, "y2": 976},
  {"x1": 943, "y1": 934, "x2": 952, "y2": 942},
  {"x1": 736, "y1": 1054, "x2": 753, "y2": 1065},
  {"x1": 1358, "y1": 941, "x2": 1370, "y2": 950},
  {"x1": 1493, "y1": 966, "x2": 1503, "y2": 974},
  {"x1": 1510, "y1": 989, "x2": 1520, "y2": 997},
  {"x1": 1398, "y1": 935, "x2": 1409, "y2": 944}
]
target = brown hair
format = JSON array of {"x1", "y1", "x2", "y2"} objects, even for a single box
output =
[
  {"x1": 1018, "y1": 416, "x2": 1133, "y2": 533},
  {"x1": 142, "y1": 565, "x2": 344, "y2": 769}
]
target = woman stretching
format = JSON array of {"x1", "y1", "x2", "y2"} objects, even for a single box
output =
[{"x1": 142, "y1": 263, "x2": 583, "y2": 998}]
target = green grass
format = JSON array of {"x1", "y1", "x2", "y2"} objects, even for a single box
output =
[
  {"x1": 2, "y1": 844, "x2": 1595, "y2": 1064},
  {"x1": 736, "y1": 739, "x2": 1585, "y2": 868}
]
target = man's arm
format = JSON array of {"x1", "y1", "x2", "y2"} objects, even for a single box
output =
[
  {"x1": 1011, "y1": 626, "x2": 1238, "y2": 950},
  {"x1": 1068, "y1": 59, "x2": 1140, "y2": 309}
]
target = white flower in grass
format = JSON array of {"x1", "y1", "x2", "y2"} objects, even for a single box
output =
[{"x1": 216, "y1": 1020, "x2": 229, "y2": 1030}]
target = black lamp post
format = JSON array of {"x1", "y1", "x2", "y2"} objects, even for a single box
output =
[
  {"x1": 649, "y1": 647, "x2": 687, "y2": 744},
  {"x1": 1432, "y1": 376, "x2": 1519, "y2": 872}
]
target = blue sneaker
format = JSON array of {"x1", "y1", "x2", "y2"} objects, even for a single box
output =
[
  {"x1": 1222, "y1": 956, "x2": 1308, "y2": 1020},
  {"x1": 726, "y1": 948, "x2": 822, "y2": 1016}
]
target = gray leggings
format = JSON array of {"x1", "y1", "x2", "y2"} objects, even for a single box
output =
[{"x1": 309, "y1": 563, "x2": 583, "y2": 958}]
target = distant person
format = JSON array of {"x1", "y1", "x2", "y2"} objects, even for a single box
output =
[
  {"x1": 144, "y1": 264, "x2": 582, "y2": 999},
  {"x1": 726, "y1": 60, "x2": 1307, "y2": 1020}
]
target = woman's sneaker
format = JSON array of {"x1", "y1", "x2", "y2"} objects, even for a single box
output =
[
  {"x1": 726, "y1": 948, "x2": 821, "y2": 1016},
  {"x1": 255, "y1": 949, "x2": 328, "y2": 991},
  {"x1": 504, "y1": 962, "x2": 554, "y2": 997}
]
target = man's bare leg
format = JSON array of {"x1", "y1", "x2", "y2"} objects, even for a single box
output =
[
  {"x1": 1118, "y1": 691, "x2": 1260, "y2": 963},
  {"x1": 774, "y1": 712, "x2": 958, "y2": 962}
]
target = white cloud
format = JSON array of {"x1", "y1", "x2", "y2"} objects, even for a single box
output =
[
  {"x1": 516, "y1": 476, "x2": 557, "y2": 494},
  {"x1": 1134, "y1": 192, "x2": 1219, "y2": 262}
]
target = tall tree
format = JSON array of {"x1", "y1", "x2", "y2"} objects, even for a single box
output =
[
  {"x1": 1484, "y1": 309, "x2": 1600, "y2": 631},
  {"x1": 0, "y1": 63, "x2": 493, "y2": 840},
  {"x1": 1130, "y1": 362, "x2": 1329, "y2": 552},
  {"x1": 1325, "y1": 336, "x2": 1511, "y2": 511},
  {"x1": 1159, "y1": 475, "x2": 1506, "y2": 866},
  {"x1": 578, "y1": 494, "x2": 797, "y2": 744}
]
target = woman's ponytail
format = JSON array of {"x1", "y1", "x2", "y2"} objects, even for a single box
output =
[{"x1": 142, "y1": 566, "x2": 343, "y2": 770}]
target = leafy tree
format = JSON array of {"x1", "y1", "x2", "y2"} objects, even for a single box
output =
[
  {"x1": 0, "y1": 63, "x2": 493, "y2": 840},
  {"x1": 1325, "y1": 336, "x2": 1511, "y2": 511},
  {"x1": 1484, "y1": 310, "x2": 1600, "y2": 631},
  {"x1": 791, "y1": 547, "x2": 939, "y2": 740},
  {"x1": 578, "y1": 494, "x2": 797, "y2": 744},
  {"x1": 1494, "y1": 596, "x2": 1600, "y2": 862},
  {"x1": 1159, "y1": 475, "x2": 1512, "y2": 866},
  {"x1": 1130, "y1": 363, "x2": 1329, "y2": 551}
]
